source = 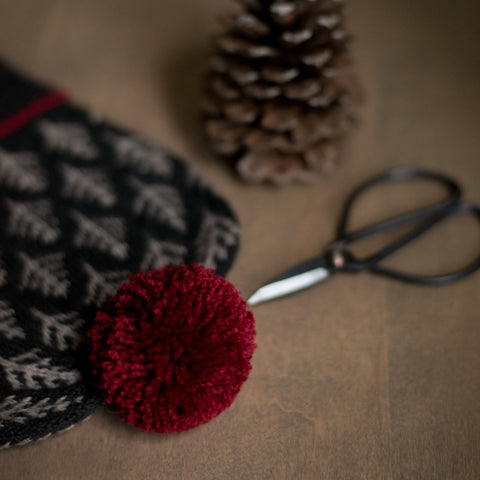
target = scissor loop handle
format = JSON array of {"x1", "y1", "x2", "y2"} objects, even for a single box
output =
[
  {"x1": 367, "y1": 203, "x2": 480, "y2": 284},
  {"x1": 332, "y1": 168, "x2": 480, "y2": 285},
  {"x1": 336, "y1": 167, "x2": 462, "y2": 243}
]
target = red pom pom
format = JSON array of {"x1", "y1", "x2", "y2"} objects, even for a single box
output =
[{"x1": 87, "y1": 264, "x2": 256, "y2": 433}]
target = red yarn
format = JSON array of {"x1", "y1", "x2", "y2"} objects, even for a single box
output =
[
  {"x1": 0, "y1": 92, "x2": 67, "y2": 141},
  {"x1": 87, "y1": 264, "x2": 256, "y2": 433}
]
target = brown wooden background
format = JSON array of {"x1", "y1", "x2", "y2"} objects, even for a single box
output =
[{"x1": 0, "y1": 1, "x2": 479, "y2": 479}]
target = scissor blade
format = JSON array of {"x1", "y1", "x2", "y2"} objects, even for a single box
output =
[{"x1": 247, "y1": 256, "x2": 331, "y2": 307}]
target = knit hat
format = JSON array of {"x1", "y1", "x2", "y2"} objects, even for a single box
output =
[{"x1": 0, "y1": 61, "x2": 240, "y2": 448}]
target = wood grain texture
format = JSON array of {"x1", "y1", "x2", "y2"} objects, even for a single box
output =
[{"x1": 0, "y1": 1, "x2": 479, "y2": 479}]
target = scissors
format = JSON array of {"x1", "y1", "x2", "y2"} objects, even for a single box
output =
[{"x1": 247, "y1": 167, "x2": 480, "y2": 306}]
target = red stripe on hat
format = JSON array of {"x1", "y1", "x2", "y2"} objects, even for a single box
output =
[{"x1": 0, "y1": 91, "x2": 67, "y2": 141}]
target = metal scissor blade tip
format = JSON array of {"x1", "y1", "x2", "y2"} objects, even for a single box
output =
[
  {"x1": 247, "y1": 285, "x2": 282, "y2": 306},
  {"x1": 247, "y1": 266, "x2": 331, "y2": 307},
  {"x1": 246, "y1": 288, "x2": 271, "y2": 307}
]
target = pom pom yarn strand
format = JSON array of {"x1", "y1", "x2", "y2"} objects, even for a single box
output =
[{"x1": 87, "y1": 264, "x2": 256, "y2": 433}]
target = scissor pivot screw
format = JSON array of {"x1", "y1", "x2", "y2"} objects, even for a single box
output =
[{"x1": 328, "y1": 250, "x2": 346, "y2": 269}]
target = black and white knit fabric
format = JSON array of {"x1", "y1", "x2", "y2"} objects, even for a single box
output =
[{"x1": 0, "y1": 61, "x2": 239, "y2": 448}]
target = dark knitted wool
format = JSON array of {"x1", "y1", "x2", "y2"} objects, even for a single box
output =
[
  {"x1": 0, "y1": 61, "x2": 240, "y2": 448},
  {"x1": 88, "y1": 265, "x2": 256, "y2": 433}
]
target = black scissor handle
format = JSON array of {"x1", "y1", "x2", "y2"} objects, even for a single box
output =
[
  {"x1": 368, "y1": 203, "x2": 480, "y2": 285},
  {"x1": 331, "y1": 168, "x2": 480, "y2": 285},
  {"x1": 336, "y1": 167, "x2": 462, "y2": 244}
]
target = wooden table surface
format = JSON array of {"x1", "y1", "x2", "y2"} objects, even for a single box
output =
[{"x1": 1, "y1": 1, "x2": 479, "y2": 479}]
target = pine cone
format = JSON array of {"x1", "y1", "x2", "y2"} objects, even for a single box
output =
[{"x1": 202, "y1": 0, "x2": 362, "y2": 185}]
